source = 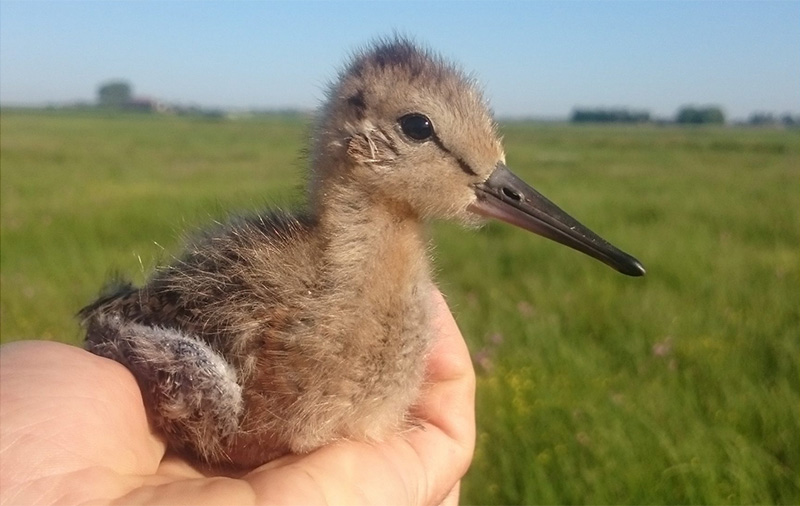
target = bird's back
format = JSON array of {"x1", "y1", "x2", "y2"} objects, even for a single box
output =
[{"x1": 82, "y1": 211, "x2": 318, "y2": 347}]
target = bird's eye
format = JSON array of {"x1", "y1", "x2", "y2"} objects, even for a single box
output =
[{"x1": 399, "y1": 113, "x2": 434, "y2": 141}]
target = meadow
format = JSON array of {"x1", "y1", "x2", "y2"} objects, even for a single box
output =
[{"x1": 1, "y1": 109, "x2": 798, "y2": 504}]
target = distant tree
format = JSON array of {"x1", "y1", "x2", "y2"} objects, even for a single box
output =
[
  {"x1": 676, "y1": 106, "x2": 725, "y2": 125},
  {"x1": 97, "y1": 81, "x2": 132, "y2": 108},
  {"x1": 780, "y1": 114, "x2": 799, "y2": 127},
  {"x1": 747, "y1": 112, "x2": 778, "y2": 126},
  {"x1": 571, "y1": 108, "x2": 650, "y2": 123},
  {"x1": 747, "y1": 112, "x2": 800, "y2": 128}
]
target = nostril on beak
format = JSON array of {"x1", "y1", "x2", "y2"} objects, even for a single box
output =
[{"x1": 502, "y1": 187, "x2": 522, "y2": 201}]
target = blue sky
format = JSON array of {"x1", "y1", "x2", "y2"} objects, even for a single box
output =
[{"x1": 1, "y1": 1, "x2": 798, "y2": 120}]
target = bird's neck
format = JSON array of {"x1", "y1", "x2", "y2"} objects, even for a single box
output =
[
  {"x1": 299, "y1": 174, "x2": 434, "y2": 434},
  {"x1": 312, "y1": 176, "x2": 432, "y2": 305}
]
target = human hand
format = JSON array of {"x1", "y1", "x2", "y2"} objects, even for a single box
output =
[{"x1": 0, "y1": 289, "x2": 475, "y2": 506}]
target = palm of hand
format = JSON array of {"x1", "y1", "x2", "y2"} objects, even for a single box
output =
[{"x1": 0, "y1": 291, "x2": 474, "y2": 506}]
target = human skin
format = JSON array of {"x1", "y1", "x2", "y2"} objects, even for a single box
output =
[{"x1": 0, "y1": 289, "x2": 475, "y2": 506}]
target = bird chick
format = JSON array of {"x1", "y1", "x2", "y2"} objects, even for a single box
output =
[{"x1": 81, "y1": 38, "x2": 644, "y2": 468}]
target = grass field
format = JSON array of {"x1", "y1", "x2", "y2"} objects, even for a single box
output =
[{"x1": 1, "y1": 110, "x2": 798, "y2": 504}]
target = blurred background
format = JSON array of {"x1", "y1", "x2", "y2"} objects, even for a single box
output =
[
  {"x1": 1, "y1": 1, "x2": 798, "y2": 121},
  {"x1": 1, "y1": 1, "x2": 798, "y2": 504}
]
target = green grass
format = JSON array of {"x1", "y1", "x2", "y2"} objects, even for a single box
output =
[{"x1": 2, "y1": 110, "x2": 798, "y2": 504}]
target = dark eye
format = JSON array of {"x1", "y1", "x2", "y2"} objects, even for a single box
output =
[{"x1": 399, "y1": 113, "x2": 434, "y2": 141}]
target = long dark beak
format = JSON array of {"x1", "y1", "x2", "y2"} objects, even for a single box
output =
[{"x1": 469, "y1": 163, "x2": 645, "y2": 276}]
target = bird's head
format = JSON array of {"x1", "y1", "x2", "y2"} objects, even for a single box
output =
[{"x1": 312, "y1": 38, "x2": 644, "y2": 276}]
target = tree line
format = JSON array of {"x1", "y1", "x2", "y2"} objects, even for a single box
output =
[
  {"x1": 97, "y1": 80, "x2": 797, "y2": 126},
  {"x1": 572, "y1": 105, "x2": 799, "y2": 126},
  {"x1": 572, "y1": 106, "x2": 725, "y2": 125}
]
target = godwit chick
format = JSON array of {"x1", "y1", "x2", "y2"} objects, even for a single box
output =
[{"x1": 81, "y1": 38, "x2": 644, "y2": 468}]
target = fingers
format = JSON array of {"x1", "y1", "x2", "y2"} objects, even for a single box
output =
[
  {"x1": 417, "y1": 288, "x2": 476, "y2": 445},
  {"x1": 0, "y1": 341, "x2": 165, "y2": 505},
  {"x1": 437, "y1": 482, "x2": 461, "y2": 506},
  {"x1": 404, "y1": 287, "x2": 476, "y2": 505},
  {"x1": 1, "y1": 341, "x2": 164, "y2": 469}
]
